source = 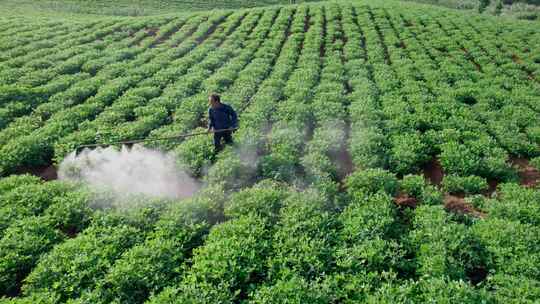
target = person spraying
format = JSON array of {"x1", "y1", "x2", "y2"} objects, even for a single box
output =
[{"x1": 208, "y1": 93, "x2": 238, "y2": 152}]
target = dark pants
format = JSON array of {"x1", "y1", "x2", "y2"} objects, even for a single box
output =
[{"x1": 214, "y1": 130, "x2": 233, "y2": 152}]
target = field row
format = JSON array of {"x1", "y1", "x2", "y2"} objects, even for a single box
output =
[
  {"x1": 0, "y1": 1, "x2": 539, "y2": 302},
  {"x1": 0, "y1": 2, "x2": 538, "y2": 187},
  {"x1": 0, "y1": 0, "x2": 321, "y2": 16}
]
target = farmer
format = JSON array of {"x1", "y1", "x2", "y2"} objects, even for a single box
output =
[{"x1": 208, "y1": 93, "x2": 238, "y2": 152}]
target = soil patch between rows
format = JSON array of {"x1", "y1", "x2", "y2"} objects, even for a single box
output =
[
  {"x1": 13, "y1": 165, "x2": 58, "y2": 181},
  {"x1": 510, "y1": 157, "x2": 539, "y2": 187},
  {"x1": 423, "y1": 158, "x2": 444, "y2": 185},
  {"x1": 444, "y1": 194, "x2": 485, "y2": 218}
]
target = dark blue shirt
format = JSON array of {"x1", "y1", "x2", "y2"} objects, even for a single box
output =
[{"x1": 208, "y1": 103, "x2": 238, "y2": 130}]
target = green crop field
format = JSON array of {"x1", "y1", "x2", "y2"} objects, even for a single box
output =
[
  {"x1": 0, "y1": 0, "x2": 319, "y2": 16},
  {"x1": 0, "y1": 0, "x2": 540, "y2": 303}
]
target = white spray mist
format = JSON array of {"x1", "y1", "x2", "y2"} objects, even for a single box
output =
[{"x1": 58, "y1": 145, "x2": 201, "y2": 200}]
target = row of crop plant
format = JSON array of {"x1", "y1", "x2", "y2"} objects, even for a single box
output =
[
  {"x1": 159, "y1": 8, "x2": 291, "y2": 176},
  {"x1": 18, "y1": 10, "x2": 301, "y2": 302},
  {"x1": 0, "y1": 20, "x2": 97, "y2": 62},
  {"x1": 0, "y1": 3, "x2": 539, "y2": 303},
  {"x1": 353, "y1": 7, "x2": 539, "y2": 190},
  {"x1": 0, "y1": 16, "x2": 188, "y2": 109},
  {"x1": 0, "y1": 16, "x2": 183, "y2": 130},
  {"x1": 301, "y1": 3, "x2": 348, "y2": 201},
  {"x1": 205, "y1": 6, "x2": 305, "y2": 191},
  {"x1": 0, "y1": 173, "x2": 183, "y2": 301},
  {"x1": 52, "y1": 10, "x2": 259, "y2": 163},
  {"x1": 0, "y1": 13, "x2": 229, "y2": 176},
  {"x1": 0, "y1": 19, "x2": 148, "y2": 83},
  {"x1": 257, "y1": 5, "x2": 323, "y2": 185},
  {"x1": 150, "y1": 6, "x2": 283, "y2": 145},
  {"x1": 4, "y1": 167, "x2": 537, "y2": 302},
  {"x1": 150, "y1": 6, "x2": 298, "y2": 181},
  {"x1": 348, "y1": 6, "x2": 540, "y2": 302},
  {"x1": 0, "y1": 19, "x2": 83, "y2": 53},
  {"x1": 0, "y1": 175, "x2": 94, "y2": 296}
]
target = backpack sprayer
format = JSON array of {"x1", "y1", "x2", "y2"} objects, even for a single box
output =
[{"x1": 74, "y1": 127, "x2": 237, "y2": 155}]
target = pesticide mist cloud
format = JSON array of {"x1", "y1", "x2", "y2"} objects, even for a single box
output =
[{"x1": 58, "y1": 145, "x2": 201, "y2": 200}]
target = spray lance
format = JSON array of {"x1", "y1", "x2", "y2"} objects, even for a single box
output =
[{"x1": 74, "y1": 127, "x2": 238, "y2": 155}]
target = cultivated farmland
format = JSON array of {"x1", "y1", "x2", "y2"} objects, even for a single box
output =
[
  {"x1": 0, "y1": 0, "x2": 322, "y2": 16},
  {"x1": 0, "y1": 0, "x2": 539, "y2": 303}
]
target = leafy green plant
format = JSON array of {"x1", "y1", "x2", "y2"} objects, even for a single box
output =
[
  {"x1": 173, "y1": 128, "x2": 214, "y2": 177},
  {"x1": 0, "y1": 174, "x2": 42, "y2": 195},
  {"x1": 335, "y1": 193, "x2": 403, "y2": 283},
  {"x1": 409, "y1": 205, "x2": 487, "y2": 280},
  {"x1": 485, "y1": 183, "x2": 540, "y2": 226},
  {"x1": 473, "y1": 218, "x2": 540, "y2": 279},
  {"x1": 389, "y1": 132, "x2": 430, "y2": 175},
  {"x1": 22, "y1": 223, "x2": 143, "y2": 302},
  {"x1": 250, "y1": 275, "x2": 331, "y2": 304},
  {"x1": 484, "y1": 273, "x2": 540, "y2": 303},
  {"x1": 148, "y1": 214, "x2": 272, "y2": 304},
  {"x1": 267, "y1": 191, "x2": 338, "y2": 281},
  {"x1": 345, "y1": 169, "x2": 399, "y2": 199},
  {"x1": 224, "y1": 179, "x2": 289, "y2": 221},
  {"x1": 0, "y1": 216, "x2": 64, "y2": 296},
  {"x1": 442, "y1": 174, "x2": 489, "y2": 195},
  {"x1": 0, "y1": 182, "x2": 74, "y2": 235},
  {"x1": 87, "y1": 195, "x2": 218, "y2": 304}
]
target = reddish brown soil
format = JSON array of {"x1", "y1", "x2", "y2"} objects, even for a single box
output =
[
  {"x1": 444, "y1": 194, "x2": 486, "y2": 218},
  {"x1": 14, "y1": 165, "x2": 58, "y2": 181},
  {"x1": 510, "y1": 157, "x2": 539, "y2": 187},
  {"x1": 394, "y1": 193, "x2": 418, "y2": 208},
  {"x1": 423, "y1": 158, "x2": 444, "y2": 186}
]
